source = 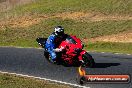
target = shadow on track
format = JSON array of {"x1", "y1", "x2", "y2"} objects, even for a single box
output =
[{"x1": 93, "y1": 63, "x2": 120, "y2": 68}]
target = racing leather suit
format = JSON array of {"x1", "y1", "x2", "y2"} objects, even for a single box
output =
[{"x1": 45, "y1": 32, "x2": 63, "y2": 62}]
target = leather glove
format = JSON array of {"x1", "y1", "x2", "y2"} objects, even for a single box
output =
[{"x1": 53, "y1": 48, "x2": 62, "y2": 52}]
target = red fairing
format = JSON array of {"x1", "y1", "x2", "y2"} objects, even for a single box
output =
[{"x1": 58, "y1": 35, "x2": 85, "y2": 64}]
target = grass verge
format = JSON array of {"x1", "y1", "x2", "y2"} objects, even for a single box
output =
[
  {"x1": 0, "y1": 73, "x2": 72, "y2": 88},
  {"x1": 0, "y1": 19, "x2": 132, "y2": 54},
  {"x1": 86, "y1": 42, "x2": 132, "y2": 54},
  {"x1": 0, "y1": 0, "x2": 132, "y2": 19},
  {"x1": 0, "y1": 0, "x2": 132, "y2": 54}
]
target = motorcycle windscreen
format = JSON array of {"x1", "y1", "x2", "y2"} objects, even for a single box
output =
[{"x1": 65, "y1": 36, "x2": 77, "y2": 44}]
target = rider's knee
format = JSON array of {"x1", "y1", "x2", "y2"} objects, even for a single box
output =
[{"x1": 51, "y1": 52, "x2": 56, "y2": 60}]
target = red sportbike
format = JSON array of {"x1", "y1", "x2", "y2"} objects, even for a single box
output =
[{"x1": 36, "y1": 35, "x2": 95, "y2": 67}]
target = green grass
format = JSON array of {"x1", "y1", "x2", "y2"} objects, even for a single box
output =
[
  {"x1": 9, "y1": 0, "x2": 132, "y2": 14},
  {"x1": 1, "y1": 19, "x2": 132, "y2": 39},
  {"x1": 0, "y1": 0, "x2": 132, "y2": 54},
  {"x1": 86, "y1": 42, "x2": 132, "y2": 54},
  {"x1": 0, "y1": 0, "x2": 132, "y2": 19},
  {"x1": 0, "y1": 18, "x2": 132, "y2": 54},
  {"x1": 0, "y1": 73, "x2": 71, "y2": 88},
  {"x1": 1, "y1": 18, "x2": 132, "y2": 40}
]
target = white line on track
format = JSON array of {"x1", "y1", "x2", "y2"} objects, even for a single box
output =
[{"x1": 0, "y1": 71, "x2": 89, "y2": 88}]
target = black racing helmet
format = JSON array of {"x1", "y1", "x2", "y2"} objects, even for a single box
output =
[{"x1": 54, "y1": 26, "x2": 64, "y2": 36}]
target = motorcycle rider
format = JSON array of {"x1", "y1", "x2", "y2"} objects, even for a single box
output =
[{"x1": 45, "y1": 26, "x2": 65, "y2": 63}]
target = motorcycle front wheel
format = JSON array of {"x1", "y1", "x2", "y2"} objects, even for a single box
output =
[{"x1": 82, "y1": 52, "x2": 95, "y2": 68}]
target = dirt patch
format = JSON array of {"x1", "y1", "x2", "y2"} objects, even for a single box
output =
[
  {"x1": 7, "y1": 16, "x2": 43, "y2": 28},
  {"x1": 0, "y1": 15, "x2": 43, "y2": 29},
  {"x1": 89, "y1": 14, "x2": 132, "y2": 21},
  {"x1": 89, "y1": 31, "x2": 132, "y2": 43},
  {"x1": 0, "y1": 11, "x2": 132, "y2": 29},
  {"x1": 52, "y1": 12, "x2": 132, "y2": 21},
  {"x1": 52, "y1": 12, "x2": 92, "y2": 20}
]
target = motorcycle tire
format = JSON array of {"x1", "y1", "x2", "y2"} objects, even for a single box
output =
[{"x1": 82, "y1": 52, "x2": 95, "y2": 68}]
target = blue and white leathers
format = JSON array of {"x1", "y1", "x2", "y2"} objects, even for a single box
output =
[{"x1": 45, "y1": 33, "x2": 57, "y2": 61}]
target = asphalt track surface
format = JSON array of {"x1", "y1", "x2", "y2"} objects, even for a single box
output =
[{"x1": 0, "y1": 47, "x2": 132, "y2": 88}]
